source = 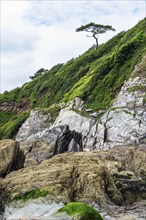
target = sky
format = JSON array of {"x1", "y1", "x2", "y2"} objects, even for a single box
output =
[{"x1": 1, "y1": 0, "x2": 146, "y2": 93}]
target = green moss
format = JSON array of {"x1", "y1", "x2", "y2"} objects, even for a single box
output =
[
  {"x1": 12, "y1": 188, "x2": 49, "y2": 202},
  {"x1": 57, "y1": 202, "x2": 103, "y2": 220}
]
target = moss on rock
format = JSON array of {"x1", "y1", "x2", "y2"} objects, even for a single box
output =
[{"x1": 57, "y1": 202, "x2": 103, "y2": 220}]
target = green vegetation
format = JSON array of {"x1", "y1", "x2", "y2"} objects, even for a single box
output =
[
  {"x1": 1, "y1": 19, "x2": 145, "y2": 111},
  {"x1": 0, "y1": 112, "x2": 14, "y2": 127},
  {"x1": 35, "y1": 104, "x2": 61, "y2": 123},
  {"x1": 76, "y1": 22, "x2": 115, "y2": 48},
  {"x1": 57, "y1": 202, "x2": 103, "y2": 220},
  {"x1": 128, "y1": 85, "x2": 146, "y2": 93},
  {"x1": 12, "y1": 188, "x2": 49, "y2": 202},
  {"x1": 0, "y1": 19, "x2": 146, "y2": 139},
  {"x1": 0, "y1": 111, "x2": 29, "y2": 140}
]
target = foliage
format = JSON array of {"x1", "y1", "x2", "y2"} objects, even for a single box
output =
[
  {"x1": 12, "y1": 188, "x2": 49, "y2": 202},
  {"x1": 0, "y1": 112, "x2": 14, "y2": 127},
  {"x1": 76, "y1": 22, "x2": 115, "y2": 47},
  {"x1": 0, "y1": 19, "x2": 146, "y2": 112},
  {"x1": 57, "y1": 202, "x2": 103, "y2": 220},
  {"x1": 29, "y1": 68, "x2": 47, "y2": 79},
  {"x1": 0, "y1": 111, "x2": 29, "y2": 140}
]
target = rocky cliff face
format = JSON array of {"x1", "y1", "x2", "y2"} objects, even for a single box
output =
[
  {"x1": 102, "y1": 55, "x2": 146, "y2": 148},
  {"x1": 0, "y1": 101, "x2": 28, "y2": 112},
  {"x1": 15, "y1": 56, "x2": 146, "y2": 153}
]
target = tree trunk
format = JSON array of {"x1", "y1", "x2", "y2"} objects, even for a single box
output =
[{"x1": 93, "y1": 34, "x2": 98, "y2": 49}]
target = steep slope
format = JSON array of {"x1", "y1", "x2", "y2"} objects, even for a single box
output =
[{"x1": 0, "y1": 18, "x2": 146, "y2": 140}]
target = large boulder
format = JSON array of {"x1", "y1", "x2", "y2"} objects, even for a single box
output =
[
  {"x1": 19, "y1": 125, "x2": 83, "y2": 167},
  {"x1": 2, "y1": 146, "x2": 146, "y2": 219},
  {"x1": 2, "y1": 152, "x2": 122, "y2": 206},
  {"x1": 52, "y1": 108, "x2": 105, "y2": 150},
  {"x1": 16, "y1": 109, "x2": 54, "y2": 142},
  {"x1": 0, "y1": 139, "x2": 25, "y2": 178}
]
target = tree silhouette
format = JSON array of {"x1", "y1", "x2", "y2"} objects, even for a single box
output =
[{"x1": 76, "y1": 22, "x2": 116, "y2": 48}]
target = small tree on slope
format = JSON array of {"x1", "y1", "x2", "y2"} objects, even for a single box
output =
[{"x1": 76, "y1": 22, "x2": 116, "y2": 48}]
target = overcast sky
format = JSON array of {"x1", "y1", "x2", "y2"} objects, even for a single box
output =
[{"x1": 1, "y1": 0, "x2": 145, "y2": 93}]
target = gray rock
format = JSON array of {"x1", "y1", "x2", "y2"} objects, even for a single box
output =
[
  {"x1": 66, "y1": 97, "x2": 85, "y2": 111},
  {"x1": 20, "y1": 125, "x2": 83, "y2": 166},
  {"x1": 52, "y1": 108, "x2": 105, "y2": 150},
  {"x1": 16, "y1": 109, "x2": 53, "y2": 142},
  {"x1": 101, "y1": 57, "x2": 146, "y2": 148}
]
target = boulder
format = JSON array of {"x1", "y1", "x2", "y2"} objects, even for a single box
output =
[
  {"x1": 19, "y1": 125, "x2": 83, "y2": 167},
  {"x1": 16, "y1": 109, "x2": 53, "y2": 142},
  {"x1": 0, "y1": 139, "x2": 25, "y2": 178},
  {"x1": 2, "y1": 152, "x2": 122, "y2": 206},
  {"x1": 52, "y1": 108, "x2": 105, "y2": 150}
]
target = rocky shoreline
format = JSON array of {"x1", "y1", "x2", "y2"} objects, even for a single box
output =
[{"x1": 0, "y1": 139, "x2": 146, "y2": 220}]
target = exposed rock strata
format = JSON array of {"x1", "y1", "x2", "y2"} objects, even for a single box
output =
[
  {"x1": 2, "y1": 146, "x2": 146, "y2": 206},
  {"x1": 17, "y1": 125, "x2": 82, "y2": 167},
  {"x1": 102, "y1": 56, "x2": 146, "y2": 148},
  {"x1": 15, "y1": 56, "x2": 146, "y2": 151},
  {"x1": 52, "y1": 108, "x2": 104, "y2": 150},
  {"x1": 0, "y1": 139, "x2": 25, "y2": 178},
  {"x1": 0, "y1": 101, "x2": 28, "y2": 112},
  {"x1": 2, "y1": 152, "x2": 122, "y2": 206},
  {"x1": 16, "y1": 109, "x2": 53, "y2": 142},
  {"x1": 1, "y1": 145, "x2": 146, "y2": 219}
]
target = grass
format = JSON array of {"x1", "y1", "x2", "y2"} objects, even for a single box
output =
[
  {"x1": 57, "y1": 202, "x2": 103, "y2": 220},
  {"x1": 0, "y1": 111, "x2": 29, "y2": 140},
  {"x1": 0, "y1": 18, "x2": 146, "y2": 139}
]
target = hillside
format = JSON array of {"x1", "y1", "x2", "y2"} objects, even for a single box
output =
[{"x1": 0, "y1": 18, "x2": 146, "y2": 140}]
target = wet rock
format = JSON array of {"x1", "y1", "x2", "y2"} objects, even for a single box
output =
[{"x1": 0, "y1": 139, "x2": 25, "y2": 178}]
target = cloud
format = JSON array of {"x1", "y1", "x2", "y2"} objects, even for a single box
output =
[{"x1": 1, "y1": 0, "x2": 145, "y2": 93}]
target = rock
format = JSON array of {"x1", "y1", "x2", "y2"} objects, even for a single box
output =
[
  {"x1": 0, "y1": 183, "x2": 8, "y2": 219},
  {"x1": 0, "y1": 139, "x2": 25, "y2": 178},
  {"x1": 101, "y1": 56, "x2": 146, "y2": 148},
  {"x1": 90, "y1": 112, "x2": 99, "y2": 117},
  {"x1": 66, "y1": 97, "x2": 85, "y2": 111},
  {"x1": 114, "y1": 177, "x2": 146, "y2": 205},
  {"x1": 20, "y1": 125, "x2": 82, "y2": 167},
  {"x1": 16, "y1": 109, "x2": 53, "y2": 142},
  {"x1": 0, "y1": 101, "x2": 28, "y2": 112},
  {"x1": 1, "y1": 152, "x2": 122, "y2": 206},
  {"x1": 55, "y1": 202, "x2": 103, "y2": 220},
  {"x1": 1, "y1": 146, "x2": 146, "y2": 219},
  {"x1": 52, "y1": 108, "x2": 105, "y2": 150},
  {"x1": 86, "y1": 108, "x2": 93, "y2": 112},
  {"x1": 4, "y1": 200, "x2": 65, "y2": 220},
  {"x1": 49, "y1": 125, "x2": 83, "y2": 155}
]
